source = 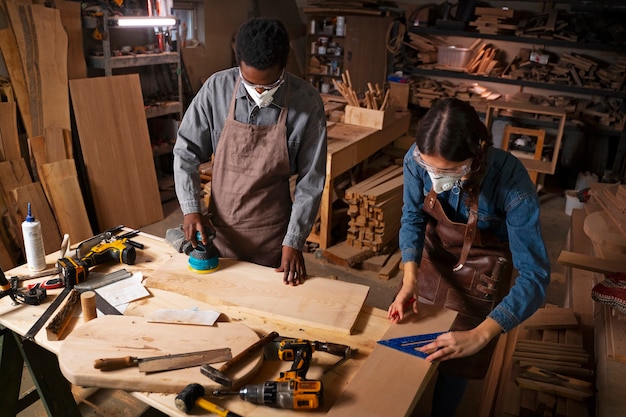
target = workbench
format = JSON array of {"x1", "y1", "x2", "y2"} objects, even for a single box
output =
[
  {"x1": 0, "y1": 231, "x2": 454, "y2": 417},
  {"x1": 307, "y1": 111, "x2": 411, "y2": 249}
]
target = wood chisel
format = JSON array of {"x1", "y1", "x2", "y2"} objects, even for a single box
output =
[{"x1": 93, "y1": 347, "x2": 233, "y2": 373}]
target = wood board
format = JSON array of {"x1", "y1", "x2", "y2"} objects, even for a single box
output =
[
  {"x1": 327, "y1": 305, "x2": 457, "y2": 417},
  {"x1": 58, "y1": 316, "x2": 263, "y2": 394},
  {"x1": 69, "y1": 74, "x2": 163, "y2": 230},
  {"x1": 0, "y1": 101, "x2": 21, "y2": 161},
  {"x1": 145, "y1": 255, "x2": 370, "y2": 335}
]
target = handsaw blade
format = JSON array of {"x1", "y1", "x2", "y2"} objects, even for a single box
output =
[
  {"x1": 377, "y1": 331, "x2": 446, "y2": 358},
  {"x1": 138, "y1": 347, "x2": 232, "y2": 373}
]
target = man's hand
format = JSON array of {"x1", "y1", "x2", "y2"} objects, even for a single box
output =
[
  {"x1": 277, "y1": 246, "x2": 306, "y2": 286},
  {"x1": 418, "y1": 318, "x2": 502, "y2": 362},
  {"x1": 182, "y1": 213, "x2": 205, "y2": 247}
]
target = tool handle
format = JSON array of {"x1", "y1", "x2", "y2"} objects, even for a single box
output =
[
  {"x1": 315, "y1": 341, "x2": 352, "y2": 357},
  {"x1": 94, "y1": 356, "x2": 138, "y2": 371},
  {"x1": 219, "y1": 331, "x2": 279, "y2": 373},
  {"x1": 197, "y1": 397, "x2": 242, "y2": 417}
]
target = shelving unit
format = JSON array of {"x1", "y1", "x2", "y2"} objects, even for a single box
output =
[
  {"x1": 305, "y1": 13, "x2": 393, "y2": 95},
  {"x1": 407, "y1": 26, "x2": 626, "y2": 100},
  {"x1": 82, "y1": 13, "x2": 183, "y2": 120}
]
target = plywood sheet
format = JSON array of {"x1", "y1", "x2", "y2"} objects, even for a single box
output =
[
  {"x1": 69, "y1": 74, "x2": 163, "y2": 230},
  {"x1": 59, "y1": 316, "x2": 263, "y2": 393},
  {"x1": 327, "y1": 305, "x2": 457, "y2": 417},
  {"x1": 145, "y1": 256, "x2": 370, "y2": 335}
]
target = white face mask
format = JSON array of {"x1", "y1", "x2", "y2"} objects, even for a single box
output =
[
  {"x1": 428, "y1": 171, "x2": 463, "y2": 194},
  {"x1": 243, "y1": 83, "x2": 280, "y2": 108}
]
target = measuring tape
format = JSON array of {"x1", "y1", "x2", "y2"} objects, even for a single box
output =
[{"x1": 377, "y1": 331, "x2": 446, "y2": 358}]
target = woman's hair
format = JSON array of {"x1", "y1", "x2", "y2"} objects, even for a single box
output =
[
  {"x1": 235, "y1": 17, "x2": 290, "y2": 70},
  {"x1": 415, "y1": 98, "x2": 493, "y2": 197}
]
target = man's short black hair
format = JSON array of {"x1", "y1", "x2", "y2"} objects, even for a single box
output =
[{"x1": 235, "y1": 17, "x2": 289, "y2": 70}]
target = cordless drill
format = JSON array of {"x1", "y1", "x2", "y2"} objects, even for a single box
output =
[
  {"x1": 214, "y1": 339, "x2": 324, "y2": 410},
  {"x1": 59, "y1": 238, "x2": 136, "y2": 287}
]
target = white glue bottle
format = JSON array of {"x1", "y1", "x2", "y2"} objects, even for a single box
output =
[{"x1": 22, "y1": 202, "x2": 46, "y2": 271}]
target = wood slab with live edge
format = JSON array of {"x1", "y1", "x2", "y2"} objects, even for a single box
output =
[
  {"x1": 145, "y1": 255, "x2": 370, "y2": 335},
  {"x1": 58, "y1": 316, "x2": 263, "y2": 393}
]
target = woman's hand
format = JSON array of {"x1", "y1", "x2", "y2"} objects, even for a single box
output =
[
  {"x1": 387, "y1": 262, "x2": 419, "y2": 323},
  {"x1": 419, "y1": 318, "x2": 503, "y2": 362}
]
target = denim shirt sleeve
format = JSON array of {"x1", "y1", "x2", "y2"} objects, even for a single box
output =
[
  {"x1": 485, "y1": 151, "x2": 551, "y2": 332},
  {"x1": 282, "y1": 80, "x2": 327, "y2": 250},
  {"x1": 399, "y1": 143, "x2": 429, "y2": 264}
]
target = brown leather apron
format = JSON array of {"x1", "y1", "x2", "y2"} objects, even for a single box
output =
[
  {"x1": 208, "y1": 78, "x2": 291, "y2": 268},
  {"x1": 418, "y1": 189, "x2": 513, "y2": 379}
]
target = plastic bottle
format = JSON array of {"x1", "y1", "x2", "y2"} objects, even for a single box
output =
[{"x1": 22, "y1": 203, "x2": 46, "y2": 271}]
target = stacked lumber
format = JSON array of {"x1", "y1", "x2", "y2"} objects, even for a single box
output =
[
  {"x1": 345, "y1": 165, "x2": 403, "y2": 252},
  {"x1": 463, "y1": 42, "x2": 501, "y2": 76},
  {"x1": 515, "y1": 10, "x2": 576, "y2": 41},
  {"x1": 332, "y1": 70, "x2": 391, "y2": 110},
  {"x1": 489, "y1": 307, "x2": 595, "y2": 417},
  {"x1": 469, "y1": 7, "x2": 518, "y2": 35}
]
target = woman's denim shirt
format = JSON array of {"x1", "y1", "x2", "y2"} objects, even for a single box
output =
[{"x1": 400, "y1": 144, "x2": 550, "y2": 333}]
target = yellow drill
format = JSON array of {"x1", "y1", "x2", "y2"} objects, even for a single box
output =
[{"x1": 213, "y1": 339, "x2": 324, "y2": 410}]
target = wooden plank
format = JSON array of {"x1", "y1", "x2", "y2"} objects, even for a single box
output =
[
  {"x1": 326, "y1": 306, "x2": 457, "y2": 417},
  {"x1": 0, "y1": 101, "x2": 21, "y2": 161},
  {"x1": 56, "y1": 0, "x2": 87, "y2": 80},
  {"x1": 30, "y1": 3, "x2": 70, "y2": 131},
  {"x1": 43, "y1": 126, "x2": 72, "y2": 163},
  {"x1": 0, "y1": 158, "x2": 32, "y2": 203},
  {"x1": 0, "y1": 28, "x2": 33, "y2": 138},
  {"x1": 558, "y1": 250, "x2": 626, "y2": 274},
  {"x1": 40, "y1": 159, "x2": 93, "y2": 242},
  {"x1": 5, "y1": 0, "x2": 43, "y2": 136},
  {"x1": 523, "y1": 308, "x2": 579, "y2": 330},
  {"x1": 377, "y1": 249, "x2": 401, "y2": 280},
  {"x1": 145, "y1": 256, "x2": 370, "y2": 335},
  {"x1": 69, "y1": 74, "x2": 163, "y2": 230},
  {"x1": 11, "y1": 182, "x2": 61, "y2": 256}
]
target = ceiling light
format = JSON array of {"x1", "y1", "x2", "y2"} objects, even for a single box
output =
[{"x1": 112, "y1": 17, "x2": 176, "y2": 28}]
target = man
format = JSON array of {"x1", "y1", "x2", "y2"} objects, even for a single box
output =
[{"x1": 173, "y1": 17, "x2": 327, "y2": 286}]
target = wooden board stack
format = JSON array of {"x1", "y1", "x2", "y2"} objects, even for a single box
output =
[
  {"x1": 469, "y1": 7, "x2": 518, "y2": 35},
  {"x1": 344, "y1": 165, "x2": 403, "y2": 252},
  {"x1": 487, "y1": 307, "x2": 594, "y2": 417}
]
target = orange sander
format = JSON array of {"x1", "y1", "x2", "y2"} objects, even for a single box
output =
[{"x1": 166, "y1": 224, "x2": 219, "y2": 273}]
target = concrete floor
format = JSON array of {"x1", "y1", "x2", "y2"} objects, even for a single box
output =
[{"x1": 17, "y1": 177, "x2": 572, "y2": 417}]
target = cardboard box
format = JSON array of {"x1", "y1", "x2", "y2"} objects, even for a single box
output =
[
  {"x1": 344, "y1": 105, "x2": 394, "y2": 130},
  {"x1": 388, "y1": 82, "x2": 410, "y2": 111}
]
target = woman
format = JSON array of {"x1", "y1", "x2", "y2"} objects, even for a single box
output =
[{"x1": 388, "y1": 98, "x2": 550, "y2": 416}]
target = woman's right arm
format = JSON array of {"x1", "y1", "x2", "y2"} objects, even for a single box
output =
[{"x1": 388, "y1": 261, "x2": 419, "y2": 323}]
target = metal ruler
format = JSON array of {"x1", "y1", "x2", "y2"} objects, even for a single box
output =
[{"x1": 377, "y1": 331, "x2": 446, "y2": 359}]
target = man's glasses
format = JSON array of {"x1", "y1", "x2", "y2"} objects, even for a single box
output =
[
  {"x1": 412, "y1": 146, "x2": 472, "y2": 177},
  {"x1": 239, "y1": 69, "x2": 285, "y2": 91}
]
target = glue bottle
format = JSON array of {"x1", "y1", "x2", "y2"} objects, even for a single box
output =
[{"x1": 22, "y1": 202, "x2": 46, "y2": 271}]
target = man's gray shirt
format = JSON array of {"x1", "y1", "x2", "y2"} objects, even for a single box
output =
[{"x1": 173, "y1": 67, "x2": 327, "y2": 250}]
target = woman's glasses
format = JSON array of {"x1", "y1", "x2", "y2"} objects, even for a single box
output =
[{"x1": 412, "y1": 146, "x2": 472, "y2": 177}]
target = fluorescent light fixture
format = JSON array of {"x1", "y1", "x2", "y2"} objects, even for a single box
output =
[{"x1": 112, "y1": 17, "x2": 176, "y2": 27}]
